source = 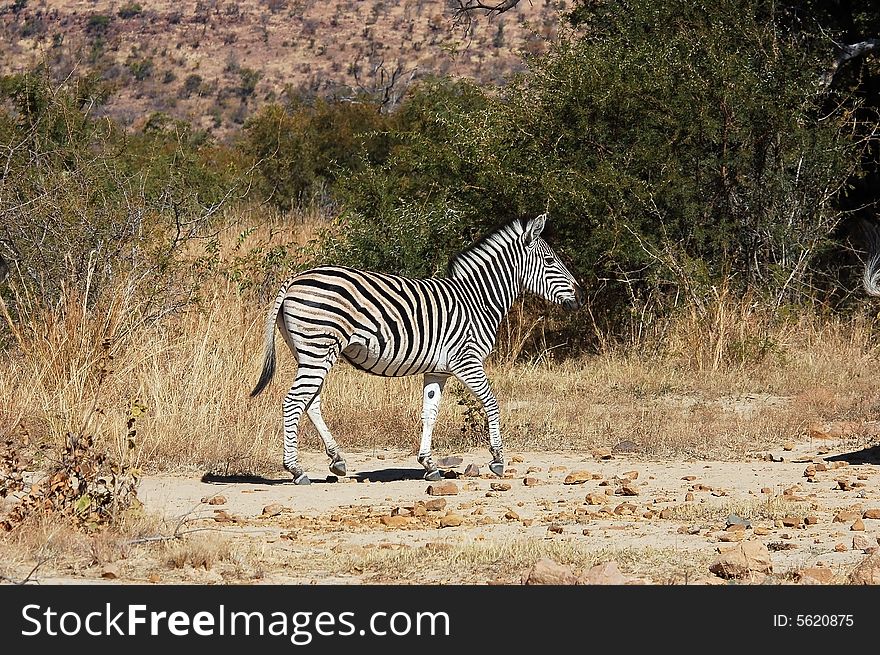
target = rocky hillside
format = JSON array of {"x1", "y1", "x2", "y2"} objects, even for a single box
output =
[{"x1": 0, "y1": 0, "x2": 563, "y2": 138}]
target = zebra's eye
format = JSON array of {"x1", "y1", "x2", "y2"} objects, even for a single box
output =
[{"x1": 543, "y1": 255, "x2": 556, "y2": 265}]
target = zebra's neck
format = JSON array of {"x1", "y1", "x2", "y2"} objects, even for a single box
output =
[{"x1": 446, "y1": 222, "x2": 524, "y2": 340}]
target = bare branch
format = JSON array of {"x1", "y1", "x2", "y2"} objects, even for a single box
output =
[{"x1": 453, "y1": 0, "x2": 525, "y2": 20}]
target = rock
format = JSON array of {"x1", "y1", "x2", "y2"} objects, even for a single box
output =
[
  {"x1": 834, "y1": 543, "x2": 848, "y2": 552},
  {"x1": 838, "y1": 479, "x2": 853, "y2": 491},
  {"x1": 504, "y1": 509, "x2": 520, "y2": 521},
  {"x1": 437, "y1": 456, "x2": 464, "y2": 468},
  {"x1": 681, "y1": 475, "x2": 697, "y2": 481},
  {"x1": 523, "y1": 477, "x2": 540, "y2": 487},
  {"x1": 101, "y1": 564, "x2": 120, "y2": 580},
  {"x1": 439, "y1": 514, "x2": 463, "y2": 528},
  {"x1": 797, "y1": 567, "x2": 834, "y2": 585},
  {"x1": 833, "y1": 510, "x2": 861, "y2": 523},
  {"x1": 803, "y1": 465, "x2": 816, "y2": 477},
  {"x1": 616, "y1": 483, "x2": 639, "y2": 496},
  {"x1": 753, "y1": 527, "x2": 771, "y2": 536},
  {"x1": 213, "y1": 510, "x2": 235, "y2": 523},
  {"x1": 522, "y1": 558, "x2": 577, "y2": 585},
  {"x1": 719, "y1": 532, "x2": 745, "y2": 542},
  {"x1": 804, "y1": 516, "x2": 819, "y2": 525},
  {"x1": 591, "y1": 448, "x2": 613, "y2": 460},
  {"x1": 510, "y1": 456, "x2": 524, "y2": 463},
  {"x1": 851, "y1": 518, "x2": 866, "y2": 531},
  {"x1": 563, "y1": 471, "x2": 592, "y2": 485},
  {"x1": 490, "y1": 482, "x2": 511, "y2": 491},
  {"x1": 412, "y1": 503, "x2": 427, "y2": 517},
  {"x1": 853, "y1": 535, "x2": 872, "y2": 551},
  {"x1": 781, "y1": 517, "x2": 802, "y2": 528},
  {"x1": 427, "y1": 481, "x2": 459, "y2": 496},
  {"x1": 548, "y1": 524, "x2": 563, "y2": 534},
  {"x1": 847, "y1": 552, "x2": 880, "y2": 584},
  {"x1": 578, "y1": 561, "x2": 639, "y2": 585},
  {"x1": 709, "y1": 540, "x2": 773, "y2": 579},
  {"x1": 761, "y1": 487, "x2": 773, "y2": 494},
  {"x1": 201, "y1": 495, "x2": 227, "y2": 505},
  {"x1": 463, "y1": 464, "x2": 481, "y2": 477},
  {"x1": 261, "y1": 503, "x2": 284, "y2": 517},
  {"x1": 863, "y1": 509, "x2": 880, "y2": 520},
  {"x1": 147, "y1": 573, "x2": 161, "y2": 584},
  {"x1": 685, "y1": 492, "x2": 695, "y2": 502},
  {"x1": 659, "y1": 508, "x2": 675, "y2": 519},
  {"x1": 614, "y1": 502, "x2": 637, "y2": 515},
  {"x1": 380, "y1": 515, "x2": 409, "y2": 528},
  {"x1": 623, "y1": 470, "x2": 639, "y2": 480},
  {"x1": 783, "y1": 441, "x2": 794, "y2": 451},
  {"x1": 726, "y1": 514, "x2": 751, "y2": 529},
  {"x1": 612, "y1": 440, "x2": 639, "y2": 454},
  {"x1": 585, "y1": 493, "x2": 605, "y2": 505},
  {"x1": 425, "y1": 498, "x2": 447, "y2": 512}
]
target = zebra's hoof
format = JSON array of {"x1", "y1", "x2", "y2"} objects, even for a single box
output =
[
  {"x1": 488, "y1": 461, "x2": 505, "y2": 477},
  {"x1": 329, "y1": 459, "x2": 347, "y2": 477},
  {"x1": 292, "y1": 472, "x2": 311, "y2": 485},
  {"x1": 423, "y1": 469, "x2": 443, "y2": 482}
]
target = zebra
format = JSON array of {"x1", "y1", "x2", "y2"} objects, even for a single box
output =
[
  {"x1": 863, "y1": 218, "x2": 880, "y2": 297},
  {"x1": 250, "y1": 213, "x2": 584, "y2": 484}
]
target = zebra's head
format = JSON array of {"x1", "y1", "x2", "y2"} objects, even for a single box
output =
[{"x1": 519, "y1": 214, "x2": 584, "y2": 310}]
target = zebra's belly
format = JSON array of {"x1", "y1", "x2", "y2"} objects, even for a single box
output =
[{"x1": 341, "y1": 335, "x2": 446, "y2": 377}]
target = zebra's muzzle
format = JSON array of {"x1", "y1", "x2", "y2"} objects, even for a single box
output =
[{"x1": 562, "y1": 283, "x2": 585, "y2": 310}]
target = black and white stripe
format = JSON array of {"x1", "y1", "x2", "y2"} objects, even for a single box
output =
[{"x1": 251, "y1": 213, "x2": 583, "y2": 483}]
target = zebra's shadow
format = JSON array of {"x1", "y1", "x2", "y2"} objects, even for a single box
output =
[
  {"x1": 199, "y1": 468, "x2": 431, "y2": 485},
  {"x1": 824, "y1": 445, "x2": 880, "y2": 466}
]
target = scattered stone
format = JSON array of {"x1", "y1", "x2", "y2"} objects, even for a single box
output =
[
  {"x1": 439, "y1": 514, "x2": 463, "y2": 528},
  {"x1": 101, "y1": 564, "x2": 120, "y2": 580},
  {"x1": 803, "y1": 465, "x2": 816, "y2": 478},
  {"x1": 522, "y1": 518, "x2": 534, "y2": 527},
  {"x1": 781, "y1": 517, "x2": 802, "y2": 528},
  {"x1": 623, "y1": 470, "x2": 639, "y2": 480},
  {"x1": 463, "y1": 464, "x2": 481, "y2": 477},
  {"x1": 709, "y1": 541, "x2": 773, "y2": 579},
  {"x1": 797, "y1": 567, "x2": 834, "y2": 585},
  {"x1": 548, "y1": 524, "x2": 564, "y2": 534},
  {"x1": 833, "y1": 510, "x2": 861, "y2": 523},
  {"x1": 659, "y1": 508, "x2": 675, "y2": 519},
  {"x1": 504, "y1": 509, "x2": 520, "y2": 521},
  {"x1": 834, "y1": 543, "x2": 848, "y2": 552},
  {"x1": 718, "y1": 532, "x2": 745, "y2": 542},
  {"x1": 427, "y1": 481, "x2": 459, "y2": 496},
  {"x1": 585, "y1": 493, "x2": 605, "y2": 505},
  {"x1": 563, "y1": 471, "x2": 593, "y2": 485},
  {"x1": 681, "y1": 475, "x2": 697, "y2": 481},
  {"x1": 761, "y1": 487, "x2": 773, "y2": 494},
  {"x1": 591, "y1": 448, "x2": 613, "y2": 460},
  {"x1": 853, "y1": 535, "x2": 872, "y2": 551},
  {"x1": 201, "y1": 495, "x2": 227, "y2": 505},
  {"x1": 522, "y1": 558, "x2": 577, "y2": 585},
  {"x1": 612, "y1": 440, "x2": 639, "y2": 454},
  {"x1": 783, "y1": 442, "x2": 795, "y2": 451},
  {"x1": 425, "y1": 498, "x2": 447, "y2": 512},
  {"x1": 691, "y1": 484, "x2": 712, "y2": 492},
  {"x1": 685, "y1": 492, "x2": 695, "y2": 502},
  {"x1": 510, "y1": 456, "x2": 524, "y2": 463},
  {"x1": 261, "y1": 504, "x2": 284, "y2": 518},
  {"x1": 753, "y1": 527, "x2": 771, "y2": 536},
  {"x1": 816, "y1": 462, "x2": 828, "y2": 472},
  {"x1": 147, "y1": 573, "x2": 161, "y2": 584},
  {"x1": 437, "y1": 456, "x2": 463, "y2": 468},
  {"x1": 523, "y1": 477, "x2": 540, "y2": 487},
  {"x1": 851, "y1": 518, "x2": 866, "y2": 532},
  {"x1": 614, "y1": 503, "x2": 637, "y2": 515},
  {"x1": 490, "y1": 482, "x2": 511, "y2": 492},
  {"x1": 847, "y1": 552, "x2": 880, "y2": 585},
  {"x1": 863, "y1": 509, "x2": 880, "y2": 520},
  {"x1": 412, "y1": 503, "x2": 427, "y2": 518},
  {"x1": 212, "y1": 510, "x2": 235, "y2": 523},
  {"x1": 578, "y1": 561, "x2": 638, "y2": 585},
  {"x1": 726, "y1": 514, "x2": 751, "y2": 529},
  {"x1": 616, "y1": 483, "x2": 639, "y2": 496},
  {"x1": 380, "y1": 515, "x2": 409, "y2": 528},
  {"x1": 837, "y1": 479, "x2": 853, "y2": 491}
]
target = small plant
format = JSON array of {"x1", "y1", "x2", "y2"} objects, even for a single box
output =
[{"x1": 118, "y1": 3, "x2": 143, "y2": 19}]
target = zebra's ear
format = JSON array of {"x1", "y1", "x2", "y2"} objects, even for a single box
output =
[{"x1": 524, "y1": 213, "x2": 547, "y2": 246}]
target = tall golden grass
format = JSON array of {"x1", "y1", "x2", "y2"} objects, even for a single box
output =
[{"x1": 3, "y1": 210, "x2": 880, "y2": 479}]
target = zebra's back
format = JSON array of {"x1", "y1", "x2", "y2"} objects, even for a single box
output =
[{"x1": 281, "y1": 265, "x2": 468, "y2": 377}]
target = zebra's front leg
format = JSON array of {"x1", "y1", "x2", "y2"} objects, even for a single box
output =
[
  {"x1": 418, "y1": 373, "x2": 449, "y2": 481},
  {"x1": 454, "y1": 363, "x2": 504, "y2": 477},
  {"x1": 306, "y1": 392, "x2": 347, "y2": 477}
]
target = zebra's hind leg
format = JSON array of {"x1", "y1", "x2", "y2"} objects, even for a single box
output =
[
  {"x1": 282, "y1": 347, "x2": 338, "y2": 485},
  {"x1": 418, "y1": 373, "x2": 449, "y2": 481},
  {"x1": 306, "y1": 392, "x2": 347, "y2": 477}
]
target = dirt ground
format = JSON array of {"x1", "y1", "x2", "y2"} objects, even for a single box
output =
[{"x1": 94, "y1": 433, "x2": 879, "y2": 586}]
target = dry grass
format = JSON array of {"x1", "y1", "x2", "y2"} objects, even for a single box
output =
[{"x1": 3, "y1": 210, "x2": 880, "y2": 484}]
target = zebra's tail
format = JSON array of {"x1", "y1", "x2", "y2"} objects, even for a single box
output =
[
  {"x1": 864, "y1": 219, "x2": 880, "y2": 298},
  {"x1": 250, "y1": 283, "x2": 288, "y2": 397}
]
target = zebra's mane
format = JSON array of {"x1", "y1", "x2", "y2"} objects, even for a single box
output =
[{"x1": 446, "y1": 218, "x2": 527, "y2": 279}]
